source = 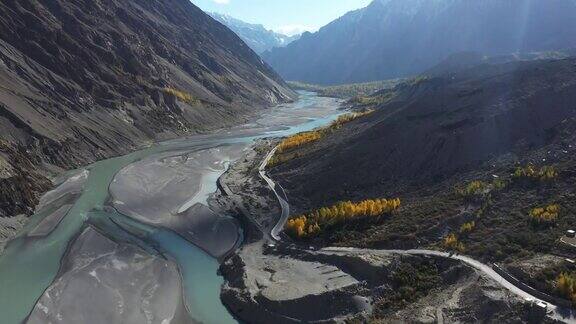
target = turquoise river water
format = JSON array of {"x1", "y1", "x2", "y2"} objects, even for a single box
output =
[{"x1": 0, "y1": 91, "x2": 342, "y2": 324}]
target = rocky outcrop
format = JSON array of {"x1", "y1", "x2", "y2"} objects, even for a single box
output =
[
  {"x1": 0, "y1": 140, "x2": 53, "y2": 217},
  {"x1": 0, "y1": 0, "x2": 295, "y2": 222},
  {"x1": 221, "y1": 244, "x2": 529, "y2": 323},
  {"x1": 220, "y1": 244, "x2": 368, "y2": 324}
]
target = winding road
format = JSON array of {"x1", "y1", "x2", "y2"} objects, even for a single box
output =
[
  {"x1": 324, "y1": 247, "x2": 567, "y2": 316},
  {"x1": 260, "y1": 147, "x2": 576, "y2": 323},
  {"x1": 259, "y1": 145, "x2": 290, "y2": 241},
  {"x1": 397, "y1": 250, "x2": 575, "y2": 322}
]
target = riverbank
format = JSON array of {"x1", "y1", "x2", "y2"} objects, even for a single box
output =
[
  {"x1": 0, "y1": 91, "x2": 345, "y2": 324},
  {"x1": 211, "y1": 139, "x2": 281, "y2": 243},
  {"x1": 0, "y1": 215, "x2": 26, "y2": 254},
  {"x1": 216, "y1": 141, "x2": 542, "y2": 323},
  {"x1": 221, "y1": 242, "x2": 533, "y2": 323}
]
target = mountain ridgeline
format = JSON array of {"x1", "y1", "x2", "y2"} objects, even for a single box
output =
[
  {"x1": 264, "y1": 0, "x2": 576, "y2": 85},
  {"x1": 210, "y1": 13, "x2": 300, "y2": 54},
  {"x1": 0, "y1": 0, "x2": 295, "y2": 218},
  {"x1": 271, "y1": 57, "x2": 576, "y2": 209}
]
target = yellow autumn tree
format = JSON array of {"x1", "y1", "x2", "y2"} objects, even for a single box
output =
[
  {"x1": 557, "y1": 273, "x2": 576, "y2": 305},
  {"x1": 285, "y1": 197, "x2": 401, "y2": 239},
  {"x1": 459, "y1": 221, "x2": 476, "y2": 234},
  {"x1": 443, "y1": 233, "x2": 465, "y2": 252},
  {"x1": 285, "y1": 216, "x2": 307, "y2": 237},
  {"x1": 514, "y1": 164, "x2": 558, "y2": 181},
  {"x1": 277, "y1": 131, "x2": 323, "y2": 153},
  {"x1": 529, "y1": 204, "x2": 560, "y2": 224},
  {"x1": 269, "y1": 110, "x2": 376, "y2": 167}
]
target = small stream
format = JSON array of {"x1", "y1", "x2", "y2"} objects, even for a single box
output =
[{"x1": 0, "y1": 91, "x2": 343, "y2": 324}]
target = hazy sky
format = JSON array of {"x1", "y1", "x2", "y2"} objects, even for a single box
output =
[{"x1": 190, "y1": 0, "x2": 372, "y2": 36}]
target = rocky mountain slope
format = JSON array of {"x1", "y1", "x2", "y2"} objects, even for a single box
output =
[
  {"x1": 271, "y1": 57, "x2": 576, "y2": 217},
  {"x1": 263, "y1": 0, "x2": 576, "y2": 85},
  {"x1": 0, "y1": 0, "x2": 294, "y2": 223},
  {"x1": 269, "y1": 58, "x2": 576, "y2": 307},
  {"x1": 210, "y1": 13, "x2": 299, "y2": 54}
]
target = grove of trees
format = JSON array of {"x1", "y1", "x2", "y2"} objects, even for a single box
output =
[
  {"x1": 456, "y1": 180, "x2": 489, "y2": 198},
  {"x1": 269, "y1": 110, "x2": 375, "y2": 167},
  {"x1": 513, "y1": 164, "x2": 558, "y2": 182},
  {"x1": 277, "y1": 131, "x2": 323, "y2": 153},
  {"x1": 529, "y1": 204, "x2": 560, "y2": 224},
  {"x1": 285, "y1": 198, "x2": 401, "y2": 239},
  {"x1": 288, "y1": 79, "x2": 402, "y2": 99},
  {"x1": 443, "y1": 233, "x2": 465, "y2": 252}
]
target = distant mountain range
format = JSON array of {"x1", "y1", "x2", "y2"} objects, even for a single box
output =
[
  {"x1": 263, "y1": 0, "x2": 576, "y2": 85},
  {"x1": 210, "y1": 13, "x2": 300, "y2": 54}
]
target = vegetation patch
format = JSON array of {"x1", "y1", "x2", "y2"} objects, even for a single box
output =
[
  {"x1": 513, "y1": 164, "x2": 558, "y2": 183},
  {"x1": 557, "y1": 272, "x2": 576, "y2": 305},
  {"x1": 288, "y1": 79, "x2": 403, "y2": 98},
  {"x1": 163, "y1": 87, "x2": 199, "y2": 105},
  {"x1": 455, "y1": 180, "x2": 490, "y2": 199},
  {"x1": 348, "y1": 76, "x2": 428, "y2": 108},
  {"x1": 285, "y1": 198, "x2": 401, "y2": 239},
  {"x1": 443, "y1": 233, "x2": 466, "y2": 252},
  {"x1": 455, "y1": 178, "x2": 508, "y2": 201},
  {"x1": 268, "y1": 110, "x2": 374, "y2": 167},
  {"x1": 349, "y1": 92, "x2": 396, "y2": 107},
  {"x1": 371, "y1": 258, "x2": 442, "y2": 316},
  {"x1": 459, "y1": 221, "x2": 476, "y2": 234},
  {"x1": 529, "y1": 204, "x2": 560, "y2": 225},
  {"x1": 276, "y1": 131, "x2": 323, "y2": 154}
]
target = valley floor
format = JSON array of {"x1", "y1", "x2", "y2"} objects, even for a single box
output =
[{"x1": 214, "y1": 141, "x2": 571, "y2": 323}]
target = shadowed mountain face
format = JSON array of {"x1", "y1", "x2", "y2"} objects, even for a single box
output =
[
  {"x1": 263, "y1": 0, "x2": 576, "y2": 85},
  {"x1": 0, "y1": 0, "x2": 295, "y2": 217},
  {"x1": 210, "y1": 13, "x2": 300, "y2": 54},
  {"x1": 271, "y1": 58, "x2": 576, "y2": 208}
]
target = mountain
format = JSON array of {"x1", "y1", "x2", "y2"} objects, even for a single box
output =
[
  {"x1": 269, "y1": 56, "x2": 576, "y2": 257},
  {"x1": 263, "y1": 0, "x2": 576, "y2": 85},
  {"x1": 271, "y1": 56, "x2": 576, "y2": 215},
  {"x1": 210, "y1": 13, "x2": 300, "y2": 54},
  {"x1": 268, "y1": 57, "x2": 576, "y2": 304},
  {"x1": 0, "y1": 0, "x2": 295, "y2": 220}
]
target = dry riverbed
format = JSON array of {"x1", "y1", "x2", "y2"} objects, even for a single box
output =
[
  {"x1": 109, "y1": 146, "x2": 245, "y2": 258},
  {"x1": 28, "y1": 226, "x2": 194, "y2": 324},
  {"x1": 0, "y1": 91, "x2": 349, "y2": 324}
]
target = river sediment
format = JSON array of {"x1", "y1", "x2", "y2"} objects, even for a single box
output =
[{"x1": 0, "y1": 91, "x2": 344, "y2": 324}]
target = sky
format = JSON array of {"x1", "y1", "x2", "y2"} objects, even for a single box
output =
[{"x1": 190, "y1": 0, "x2": 373, "y2": 36}]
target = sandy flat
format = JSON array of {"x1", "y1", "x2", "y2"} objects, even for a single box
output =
[
  {"x1": 27, "y1": 226, "x2": 193, "y2": 324},
  {"x1": 27, "y1": 204, "x2": 72, "y2": 237},
  {"x1": 110, "y1": 145, "x2": 246, "y2": 258},
  {"x1": 35, "y1": 170, "x2": 89, "y2": 212}
]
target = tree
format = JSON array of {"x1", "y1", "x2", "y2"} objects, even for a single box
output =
[
  {"x1": 557, "y1": 273, "x2": 576, "y2": 305},
  {"x1": 285, "y1": 197, "x2": 401, "y2": 239}
]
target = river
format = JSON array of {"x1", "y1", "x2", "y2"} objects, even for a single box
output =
[{"x1": 0, "y1": 91, "x2": 343, "y2": 324}]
